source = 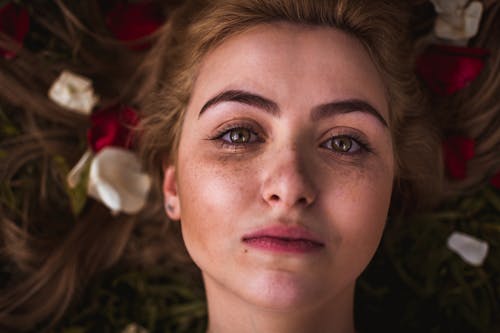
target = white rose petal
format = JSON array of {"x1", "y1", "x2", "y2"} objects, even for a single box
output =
[
  {"x1": 67, "y1": 149, "x2": 93, "y2": 188},
  {"x1": 121, "y1": 323, "x2": 149, "y2": 333},
  {"x1": 431, "y1": 0, "x2": 468, "y2": 14},
  {"x1": 463, "y1": 2, "x2": 483, "y2": 39},
  {"x1": 431, "y1": 0, "x2": 483, "y2": 43},
  {"x1": 447, "y1": 231, "x2": 489, "y2": 266},
  {"x1": 48, "y1": 70, "x2": 99, "y2": 114},
  {"x1": 87, "y1": 148, "x2": 151, "y2": 214}
]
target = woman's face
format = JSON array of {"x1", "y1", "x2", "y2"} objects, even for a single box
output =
[{"x1": 164, "y1": 23, "x2": 394, "y2": 311}]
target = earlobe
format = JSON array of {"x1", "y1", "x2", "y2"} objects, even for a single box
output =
[{"x1": 163, "y1": 166, "x2": 181, "y2": 220}]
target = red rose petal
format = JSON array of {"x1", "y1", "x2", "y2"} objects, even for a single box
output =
[
  {"x1": 105, "y1": 1, "x2": 163, "y2": 51},
  {"x1": 88, "y1": 105, "x2": 139, "y2": 152},
  {"x1": 491, "y1": 172, "x2": 500, "y2": 189},
  {"x1": 442, "y1": 136, "x2": 475, "y2": 180},
  {"x1": 416, "y1": 45, "x2": 489, "y2": 96},
  {"x1": 0, "y1": 3, "x2": 30, "y2": 59}
]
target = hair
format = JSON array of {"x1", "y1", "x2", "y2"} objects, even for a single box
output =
[{"x1": 0, "y1": 0, "x2": 498, "y2": 332}]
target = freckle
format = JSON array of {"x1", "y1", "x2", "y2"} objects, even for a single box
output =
[{"x1": 244, "y1": 249, "x2": 248, "y2": 253}]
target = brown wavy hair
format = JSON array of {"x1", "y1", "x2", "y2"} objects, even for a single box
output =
[{"x1": 1, "y1": 0, "x2": 497, "y2": 331}]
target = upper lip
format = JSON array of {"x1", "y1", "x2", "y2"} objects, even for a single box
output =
[{"x1": 242, "y1": 224, "x2": 324, "y2": 245}]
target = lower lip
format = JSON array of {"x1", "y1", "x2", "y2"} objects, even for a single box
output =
[{"x1": 242, "y1": 236, "x2": 324, "y2": 254}]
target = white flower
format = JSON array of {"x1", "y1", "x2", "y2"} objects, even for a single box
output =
[
  {"x1": 121, "y1": 323, "x2": 149, "y2": 333},
  {"x1": 48, "y1": 70, "x2": 99, "y2": 114},
  {"x1": 447, "y1": 231, "x2": 489, "y2": 266},
  {"x1": 431, "y1": 0, "x2": 483, "y2": 43},
  {"x1": 87, "y1": 147, "x2": 151, "y2": 214}
]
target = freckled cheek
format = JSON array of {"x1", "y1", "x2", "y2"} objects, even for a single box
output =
[
  {"x1": 321, "y1": 164, "x2": 392, "y2": 256},
  {"x1": 176, "y1": 152, "x2": 261, "y2": 259}
]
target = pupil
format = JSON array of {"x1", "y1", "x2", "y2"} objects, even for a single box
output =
[
  {"x1": 230, "y1": 129, "x2": 249, "y2": 143},
  {"x1": 334, "y1": 137, "x2": 351, "y2": 152}
]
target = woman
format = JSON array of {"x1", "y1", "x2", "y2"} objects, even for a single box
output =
[
  {"x1": 138, "y1": 1, "x2": 438, "y2": 332},
  {"x1": 1, "y1": 0, "x2": 497, "y2": 332}
]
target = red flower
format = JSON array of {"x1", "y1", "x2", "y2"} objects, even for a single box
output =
[
  {"x1": 443, "y1": 136, "x2": 475, "y2": 180},
  {"x1": 87, "y1": 105, "x2": 139, "y2": 153},
  {"x1": 0, "y1": 3, "x2": 30, "y2": 59},
  {"x1": 416, "y1": 45, "x2": 489, "y2": 96},
  {"x1": 491, "y1": 172, "x2": 500, "y2": 189},
  {"x1": 105, "y1": 1, "x2": 163, "y2": 51}
]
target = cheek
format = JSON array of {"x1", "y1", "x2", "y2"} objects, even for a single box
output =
[
  {"x1": 175, "y1": 149, "x2": 260, "y2": 262},
  {"x1": 322, "y1": 162, "x2": 392, "y2": 263}
]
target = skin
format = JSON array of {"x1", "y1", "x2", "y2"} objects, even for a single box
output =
[{"x1": 164, "y1": 23, "x2": 395, "y2": 333}]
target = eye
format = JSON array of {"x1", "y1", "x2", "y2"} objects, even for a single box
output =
[
  {"x1": 220, "y1": 127, "x2": 259, "y2": 144},
  {"x1": 321, "y1": 135, "x2": 362, "y2": 153}
]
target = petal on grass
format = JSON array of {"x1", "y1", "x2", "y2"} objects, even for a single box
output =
[{"x1": 447, "y1": 231, "x2": 489, "y2": 266}]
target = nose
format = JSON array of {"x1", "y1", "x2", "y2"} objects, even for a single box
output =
[{"x1": 261, "y1": 146, "x2": 317, "y2": 209}]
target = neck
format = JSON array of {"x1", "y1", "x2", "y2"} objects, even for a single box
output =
[{"x1": 204, "y1": 276, "x2": 356, "y2": 333}]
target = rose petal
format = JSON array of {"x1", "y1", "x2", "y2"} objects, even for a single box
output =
[
  {"x1": 87, "y1": 148, "x2": 151, "y2": 214},
  {"x1": 67, "y1": 149, "x2": 93, "y2": 188},
  {"x1": 442, "y1": 136, "x2": 475, "y2": 180},
  {"x1": 122, "y1": 323, "x2": 149, "y2": 333},
  {"x1": 48, "y1": 70, "x2": 99, "y2": 114},
  {"x1": 491, "y1": 171, "x2": 500, "y2": 189},
  {"x1": 105, "y1": 1, "x2": 163, "y2": 51},
  {"x1": 0, "y1": 3, "x2": 30, "y2": 59},
  {"x1": 416, "y1": 45, "x2": 489, "y2": 96},
  {"x1": 430, "y1": 0, "x2": 468, "y2": 14},
  {"x1": 463, "y1": 2, "x2": 483, "y2": 38},
  {"x1": 447, "y1": 231, "x2": 489, "y2": 266},
  {"x1": 87, "y1": 105, "x2": 138, "y2": 152},
  {"x1": 431, "y1": 0, "x2": 483, "y2": 42}
]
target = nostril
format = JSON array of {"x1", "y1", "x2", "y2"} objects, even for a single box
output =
[
  {"x1": 297, "y1": 197, "x2": 308, "y2": 205},
  {"x1": 270, "y1": 194, "x2": 280, "y2": 201}
]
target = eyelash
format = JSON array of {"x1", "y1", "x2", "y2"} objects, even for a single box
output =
[{"x1": 210, "y1": 123, "x2": 373, "y2": 155}]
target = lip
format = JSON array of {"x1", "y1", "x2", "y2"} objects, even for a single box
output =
[{"x1": 242, "y1": 225, "x2": 325, "y2": 254}]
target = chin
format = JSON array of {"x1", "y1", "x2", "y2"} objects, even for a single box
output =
[{"x1": 242, "y1": 269, "x2": 330, "y2": 311}]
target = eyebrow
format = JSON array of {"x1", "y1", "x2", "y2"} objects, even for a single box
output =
[
  {"x1": 198, "y1": 89, "x2": 388, "y2": 127},
  {"x1": 199, "y1": 90, "x2": 279, "y2": 117},
  {"x1": 311, "y1": 99, "x2": 388, "y2": 127}
]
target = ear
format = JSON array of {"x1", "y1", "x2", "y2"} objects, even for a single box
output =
[{"x1": 163, "y1": 165, "x2": 181, "y2": 220}]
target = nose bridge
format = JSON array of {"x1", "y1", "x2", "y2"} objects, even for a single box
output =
[{"x1": 261, "y1": 139, "x2": 317, "y2": 208}]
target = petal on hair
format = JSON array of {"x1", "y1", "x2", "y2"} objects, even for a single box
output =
[
  {"x1": 87, "y1": 105, "x2": 139, "y2": 152},
  {"x1": 431, "y1": 0, "x2": 483, "y2": 42},
  {"x1": 416, "y1": 45, "x2": 489, "y2": 96},
  {"x1": 121, "y1": 323, "x2": 149, "y2": 333},
  {"x1": 48, "y1": 70, "x2": 99, "y2": 114},
  {"x1": 87, "y1": 148, "x2": 151, "y2": 214},
  {"x1": 105, "y1": 1, "x2": 163, "y2": 51},
  {"x1": 491, "y1": 171, "x2": 500, "y2": 189},
  {"x1": 447, "y1": 231, "x2": 489, "y2": 266},
  {"x1": 0, "y1": 3, "x2": 30, "y2": 59},
  {"x1": 67, "y1": 149, "x2": 93, "y2": 188},
  {"x1": 442, "y1": 136, "x2": 475, "y2": 180}
]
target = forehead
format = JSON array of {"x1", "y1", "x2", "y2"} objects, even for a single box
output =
[{"x1": 190, "y1": 22, "x2": 389, "y2": 122}]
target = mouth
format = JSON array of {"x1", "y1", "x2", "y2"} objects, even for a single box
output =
[{"x1": 242, "y1": 225, "x2": 324, "y2": 254}]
